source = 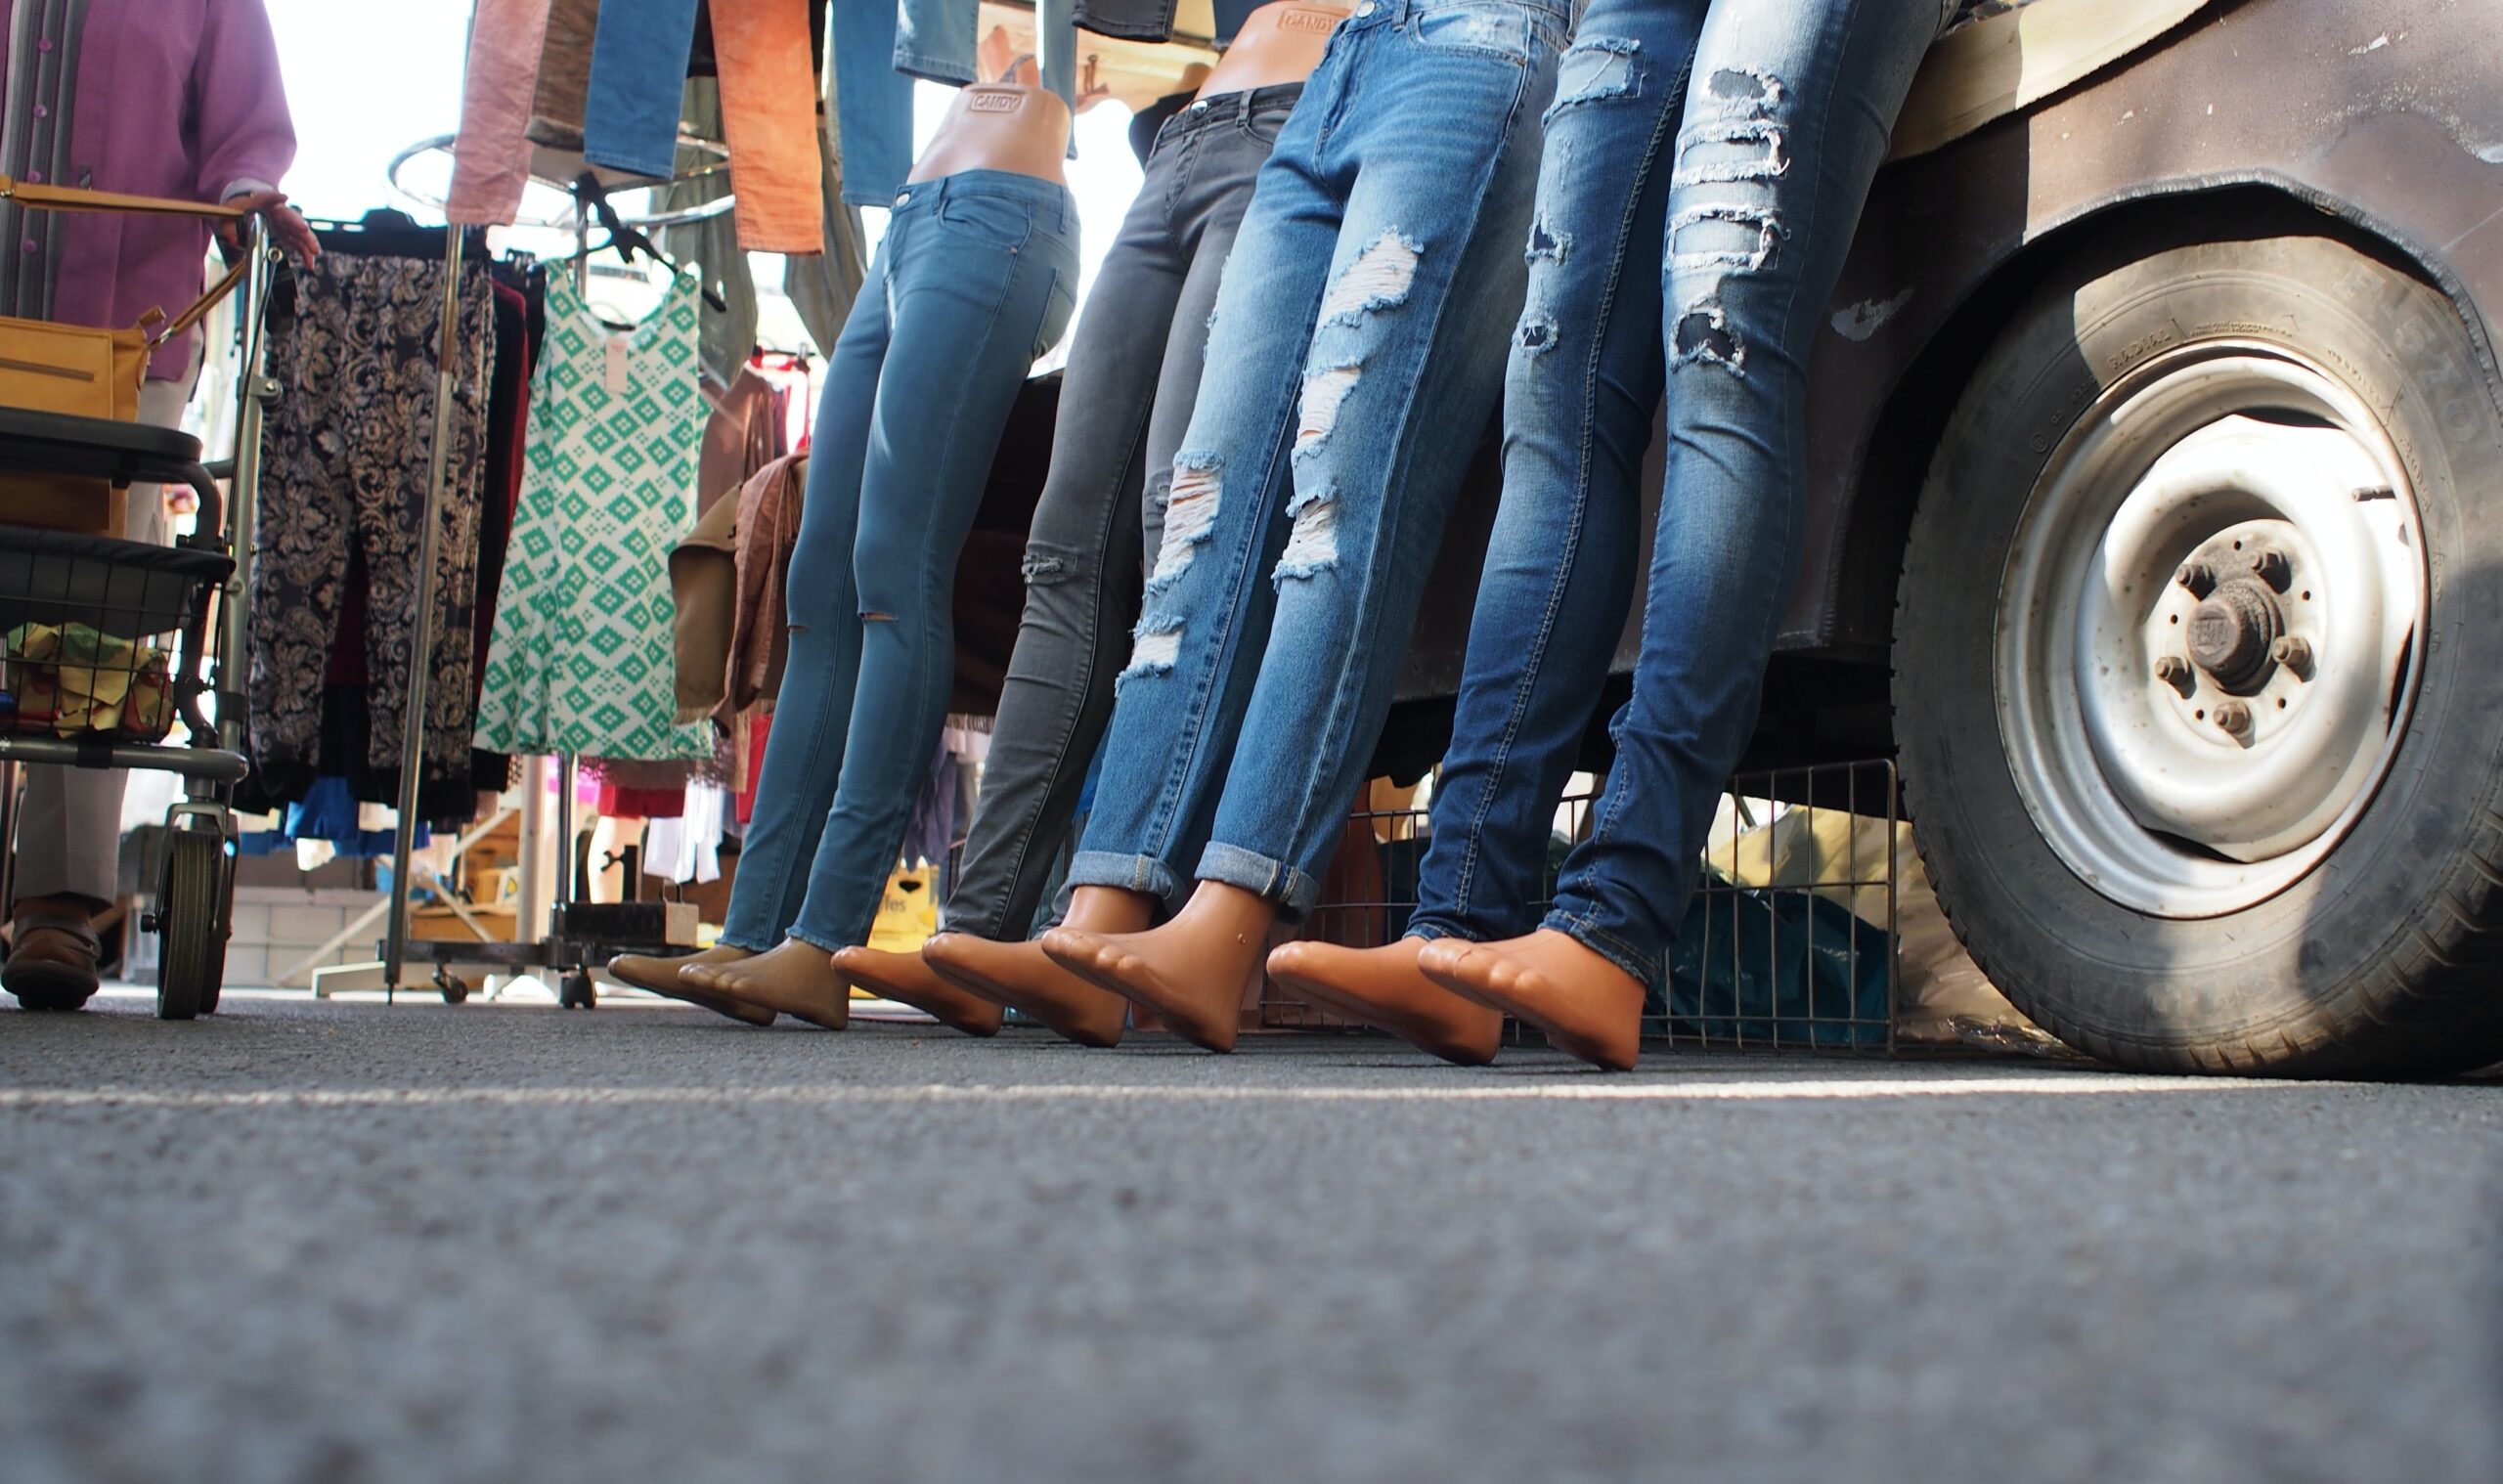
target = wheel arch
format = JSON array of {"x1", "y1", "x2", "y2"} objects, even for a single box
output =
[{"x1": 1819, "y1": 179, "x2": 2496, "y2": 673}]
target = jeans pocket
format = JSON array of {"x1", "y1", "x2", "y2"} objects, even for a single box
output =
[
  {"x1": 1411, "y1": 2, "x2": 1533, "y2": 65},
  {"x1": 1033, "y1": 273, "x2": 1076, "y2": 361},
  {"x1": 939, "y1": 192, "x2": 1034, "y2": 251}
]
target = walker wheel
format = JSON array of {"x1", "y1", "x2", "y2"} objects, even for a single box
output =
[{"x1": 154, "y1": 829, "x2": 230, "y2": 1022}]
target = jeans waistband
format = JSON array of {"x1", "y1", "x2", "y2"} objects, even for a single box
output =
[
  {"x1": 889, "y1": 169, "x2": 1077, "y2": 233},
  {"x1": 1382, "y1": 0, "x2": 1577, "y2": 23},
  {"x1": 1164, "y1": 79, "x2": 1307, "y2": 138}
]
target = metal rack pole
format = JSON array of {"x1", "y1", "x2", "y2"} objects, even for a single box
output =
[
  {"x1": 380, "y1": 223, "x2": 468, "y2": 995},
  {"x1": 217, "y1": 223, "x2": 278, "y2": 766}
]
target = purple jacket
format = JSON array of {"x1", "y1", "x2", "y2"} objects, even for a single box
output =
[{"x1": 1, "y1": 0, "x2": 296, "y2": 376}]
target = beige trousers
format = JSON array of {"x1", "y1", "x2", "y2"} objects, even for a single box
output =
[{"x1": 10, "y1": 371, "x2": 196, "y2": 912}]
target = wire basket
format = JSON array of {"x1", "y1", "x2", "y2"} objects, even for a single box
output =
[
  {"x1": 0, "y1": 525, "x2": 229, "y2": 745},
  {"x1": 1274, "y1": 759, "x2": 1901, "y2": 1053}
]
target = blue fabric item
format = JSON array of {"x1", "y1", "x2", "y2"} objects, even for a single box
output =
[
  {"x1": 1405, "y1": 0, "x2": 1711, "y2": 951},
  {"x1": 584, "y1": 0, "x2": 704, "y2": 180},
  {"x1": 1534, "y1": 0, "x2": 1943, "y2": 987},
  {"x1": 835, "y1": 0, "x2": 918, "y2": 205},
  {"x1": 281, "y1": 776, "x2": 429, "y2": 859},
  {"x1": 719, "y1": 171, "x2": 1078, "y2": 952},
  {"x1": 1068, "y1": 0, "x2": 1573, "y2": 917},
  {"x1": 893, "y1": 0, "x2": 978, "y2": 84}
]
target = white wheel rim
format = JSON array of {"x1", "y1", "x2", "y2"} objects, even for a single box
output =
[{"x1": 1993, "y1": 345, "x2": 2426, "y2": 919}]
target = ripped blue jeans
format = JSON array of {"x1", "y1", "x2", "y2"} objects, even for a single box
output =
[
  {"x1": 1407, "y1": 0, "x2": 1711, "y2": 948},
  {"x1": 1068, "y1": 0, "x2": 1575, "y2": 915},
  {"x1": 1537, "y1": 0, "x2": 1944, "y2": 986}
]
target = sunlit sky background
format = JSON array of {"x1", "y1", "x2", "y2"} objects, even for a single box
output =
[{"x1": 260, "y1": 0, "x2": 1149, "y2": 350}]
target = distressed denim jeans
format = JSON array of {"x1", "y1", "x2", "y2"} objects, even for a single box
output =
[
  {"x1": 1069, "y1": 0, "x2": 1574, "y2": 916},
  {"x1": 721, "y1": 171, "x2": 1077, "y2": 953},
  {"x1": 1540, "y1": 0, "x2": 1944, "y2": 985},
  {"x1": 1404, "y1": 0, "x2": 1710, "y2": 948},
  {"x1": 944, "y1": 85, "x2": 1303, "y2": 941}
]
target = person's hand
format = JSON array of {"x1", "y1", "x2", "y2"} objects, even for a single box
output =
[{"x1": 220, "y1": 189, "x2": 320, "y2": 263}]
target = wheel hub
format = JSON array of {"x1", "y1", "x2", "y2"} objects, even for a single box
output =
[{"x1": 1994, "y1": 349, "x2": 2426, "y2": 918}]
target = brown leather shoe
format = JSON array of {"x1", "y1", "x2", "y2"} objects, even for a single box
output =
[{"x1": 5, "y1": 911, "x2": 103, "y2": 1011}]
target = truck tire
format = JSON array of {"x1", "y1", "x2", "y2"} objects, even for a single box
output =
[{"x1": 1895, "y1": 230, "x2": 2503, "y2": 1076}]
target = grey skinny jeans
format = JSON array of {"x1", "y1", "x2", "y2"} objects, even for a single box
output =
[{"x1": 943, "y1": 82, "x2": 1302, "y2": 940}]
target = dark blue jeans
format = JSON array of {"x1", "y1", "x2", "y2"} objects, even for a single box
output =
[
  {"x1": 720, "y1": 171, "x2": 1077, "y2": 953},
  {"x1": 1406, "y1": 0, "x2": 1710, "y2": 949},
  {"x1": 1069, "y1": 0, "x2": 1574, "y2": 917},
  {"x1": 1506, "y1": 0, "x2": 1941, "y2": 986}
]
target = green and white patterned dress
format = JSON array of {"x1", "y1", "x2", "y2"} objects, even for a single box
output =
[{"x1": 475, "y1": 270, "x2": 713, "y2": 762}]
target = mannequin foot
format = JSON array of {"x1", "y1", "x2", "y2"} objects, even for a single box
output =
[
  {"x1": 684, "y1": 937, "x2": 851, "y2": 1030},
  {"x1": 608, "y1": 944, "x2": 773, "y2": 1026},
  {"x1": 1041, "y1": 882, "x2": 1274, "y2": 1054},
  {"x1": 1266, "y1": 937, "x2": 1501, "y2": 1067},
  {"x1": 1418, "y1": 930, "x2": 1645, "y2": 1072},
  {"x1": 922, "y1": 936, "x2": 1128, "y2": 1048},
  {"x1": 832, "y1": 945, "x2": 1002, "y2": 1037}
]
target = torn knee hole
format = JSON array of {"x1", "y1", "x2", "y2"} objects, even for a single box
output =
[
  {"x1": 1274, "y1": 490, "x2": 1339, "y2": 582},
  {"x1": 1319, "y1": 232, "x2": 1423, "y2": 327},
  {"x1": 1122, "y1": 619, "x2": 1184, "y2": 678},
  {"x1": 1668, "y1": 204, "x2": 1785, "y2": 273},
  {"x1": 1673, "y1": 119, "x2": 1788, "y2": 188},
  {"x1": 1525, "y1": 216, "x2": 1570, "y2": 264},
  {"x1": 1296, "y1": 363, "x2": 1361, "y2": 457},
  {"x1": 861, "y1": 611, "x2": 898, "y2": 623},
  {"x1": 1550, "y1": 39, "x2": 1640, "y2": 113},
  {"x1": 1147, "y1": 456, "x2": 1222, "y2": 590},
  {"x1": 1516, "y1": 319, "x2": 1559, "y2": 354},
  {"x1": 1707, "y1": 66, "x2": 1784, "y2": 110},
  {"x1": 1673, "y1": 300, "x2": 1743, "y2": 373}
]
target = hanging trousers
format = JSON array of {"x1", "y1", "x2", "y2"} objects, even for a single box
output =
[
  {"x1": 943, "y1": 83, "x2": 1303, "y2": 941},
  {"x1": 250, "y1": 253, "x2": 495, "y2": 806}
]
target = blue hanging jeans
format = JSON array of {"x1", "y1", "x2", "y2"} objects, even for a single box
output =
[
  {"x1": 1402, "y1": 0, "x2": 1710, "y2": 950},
  {"x1": 1450, "y1": 0, "x2": 1942, "y2": 987},
  {"x1": 583, "y1": 0, "x2": 704, "y2": 179},
  {"x1": 1067, "y1": 0, "x2": 1574, "y2": 917},
  {"x1": 719, "y1": 171, "x2": 1078, "y2": 953}
]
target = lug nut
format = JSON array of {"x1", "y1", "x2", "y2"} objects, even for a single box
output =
[
  {"x1": 2213, "y1": 699, "x2": 2253, "y2": 737},
  {"x1": 2174, "y1": 560, "x2": 2218, "y2": 598},
  {"x1": 2248, "y1": 548, "x2": 2293, "y2": 591},
  {"x1": 2153, "y1": 655, "x2": 2195, "y2": 694},
  {"x1": 2270, "y1": 634, "x2": 2312, "y2": 677}
]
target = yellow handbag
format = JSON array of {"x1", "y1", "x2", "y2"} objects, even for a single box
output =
[{"x1": 0, "y1": 175, "x2": 249, "y2": 534}]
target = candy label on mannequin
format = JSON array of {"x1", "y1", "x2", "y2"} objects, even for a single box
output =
[
  {"x1": 1279, "y1": 8, "x2": 1340, "y2": 33},
  {"x1": 968, "y1": 90, "x2": 1023, "y2": 114}
]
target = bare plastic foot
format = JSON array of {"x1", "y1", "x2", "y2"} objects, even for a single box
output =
[
  {"x1": 1265, "y1": 937, "x2": 1502, "y2": 1068},
  {"x1": 831, "y1": 945, "x2": 1002, "y2": 1037},
  {"x1": 682, "y1": 937, "x2": 851, "y2": 1030},
  {"x1": 608, "y1": 944, "x2": 772, "y2": 1026},
  {"x1": 1041, "y1": 882, "x2": 1274, "y2": 1054},
  {"x1": 1418, "y1": 929, "x2": 1645, "y2": 1072},
  {"x1": 919, "y1": 889, "x2": 1153, "y2": 1049}
]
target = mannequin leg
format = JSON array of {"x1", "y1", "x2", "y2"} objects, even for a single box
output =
[
  {"x1": 683, "y1": 937, "x2": 851, "y2": 1029},
  {"x1": 922, "y1": 885, "x2": 1152, "y2": 1048},
  {"x1": 1040, "y1": 880, "x2": 1273, "y2": 1054},
  {"x1": 609, "y1": 943, "x2": 772, "y2": 1025},
  {"x1": 1265, "y1": 938, "x2": 1501, "y2": 1067},
  {"x1": 1418, "y1": 931, "x2": 1644, "y2": 1072},
  {"x1": 830, "y1": 945, "x2": 1002, "y2": 1037}
]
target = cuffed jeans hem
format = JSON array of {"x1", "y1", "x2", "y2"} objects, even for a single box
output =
[
  {"x1": 716, "y1": 933, "x2": 778, "y2": 953},
  {"x1": 1195, "y1": 842, "x2": 1320, "y2": 917},
  {"x1": 1540, "y1": 910, "x2": 1660, "y2": 992},
  {"x1": 786, "y1": 926, "x2": 849, "y2": 954},
  {"x1": 1066, "y1": 849, "x2": 1182, "y2": 907},
  {"x1": 1400, "y1": 916, "x2": 1476, "y2": 945},
  {"x1": 894, "y1": 52, "x2": 977, "y2": 86}
]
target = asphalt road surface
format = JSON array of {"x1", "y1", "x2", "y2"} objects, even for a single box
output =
[{"x1": 1, "y1": 991, "x2": 2495, "y2": 1484}]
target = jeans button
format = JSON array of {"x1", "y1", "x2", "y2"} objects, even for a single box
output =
[
  {"x1": 1354, "y1": 1, "x2": 1374, "y2": 14},
  {"x1": 894, "y1": 192, "x2": 910, "y2": 206},
  {"x1": 1190, "y1": 100, "x2": 1208, "y2": 112}
]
